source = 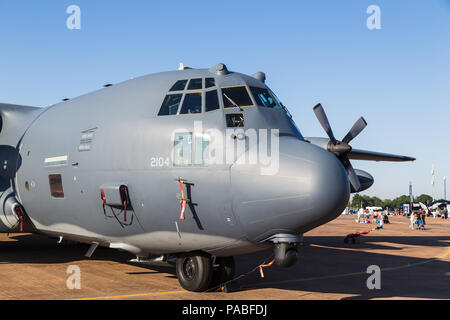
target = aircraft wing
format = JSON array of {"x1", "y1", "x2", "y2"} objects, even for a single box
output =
[{"x1": 348, "y1": 149, "x2": 415, "y2": 162}]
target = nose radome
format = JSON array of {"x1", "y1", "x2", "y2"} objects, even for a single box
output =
[
  {"x1": 230, "y1": 137, "x2": 350, "y2": 242},
  {"x1": 305, "y1": 142, "x2": 351, "y2": 230}
]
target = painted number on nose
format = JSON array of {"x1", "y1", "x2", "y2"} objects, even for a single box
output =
[{"x1": 151, "y1": 157, "x2": 170, "y2": 167}]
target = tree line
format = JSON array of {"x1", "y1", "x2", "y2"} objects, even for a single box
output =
[{"x1": 349, "y1": 194, "x2": 433, "y2": 210}]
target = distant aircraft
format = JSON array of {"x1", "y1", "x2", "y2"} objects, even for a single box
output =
[
  {"x1": 427, "y1": 200, "x2": 449, "y2": 218},
  {"x1": 419, "y1": 202, "x2": 430, "y2": 214},
  {"x1": 0, "y1": 63, "x2": 415, "y2": 291}
]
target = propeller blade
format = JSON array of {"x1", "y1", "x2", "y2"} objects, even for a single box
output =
[
  {"x1": 342, "y1": 117, "x2": 367, "y2": 144},
  {"x1": 313, "y1": 104, "x2": 337, "y2": 145},
  {"x1": 348, "y1": 149, "x2": 416, "y2": 162},
  {"x1": 341, "y1": 156, "x2": 361, "y2": 192}
]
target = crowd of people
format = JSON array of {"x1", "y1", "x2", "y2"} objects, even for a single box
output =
[
  {"x1": 409, "y1": 209, "x2": 427, "y2": 230},
  {"x1": 356, "y1": 208, "x2": 389, "y2": 229},
  {"x1": 355, "y1": 207, "x2": 432, "y2": 231}
]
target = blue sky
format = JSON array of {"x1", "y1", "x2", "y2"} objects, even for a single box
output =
[{"x1": 0, "y1": 0, "x2": 449, "y2": 200}]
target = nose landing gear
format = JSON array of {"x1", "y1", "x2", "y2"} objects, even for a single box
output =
[
  {"x1": 175, "y1": 253, "x2": 235, "y2": 292},
  {"x1": 176, "y1": 253, "x2": 212, "y2": 292},
  {"x1": 175, "y1": 234, "x2": 301, "y2": 292},
  {"x1": 211, "y1": 256, "x2": 235, "y2": 288}
]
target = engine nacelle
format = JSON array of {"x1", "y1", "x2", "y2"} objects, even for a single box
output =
[{"x1": 353, "y1": 169, "x2": 374, "y2": 193}]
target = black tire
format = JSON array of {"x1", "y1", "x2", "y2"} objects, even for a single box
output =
[
  {"x1": 176, "y1": 253, "x2": 213, "y2": 292},
  {"x1": 211, "y1": 256, "x2": 235, "y2": 288}
]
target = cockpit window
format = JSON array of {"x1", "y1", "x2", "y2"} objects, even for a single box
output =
[
  {"x1": 205, "y1": 90, "x2": 220, "y2": 112},
  {"x1": 221, "y1": 86, "x2": 254, "y2": 108},
  {"x1": 205, "y1": 78, "x2": 215, "y2": 88},
  {"x1": 174, "y1": 133, "x2": 192, "y2": 166},
  {"x1": 250, "y1": 87, "x2": 279, "y2": 108},
  {"x1": 187, "y1": 78, "x2": 203, "y2": 90},
  {"x1": 179, "y1": 92, "x2": 202, "y2": 114},
  {"x1": 267, "y1": 88, "x2": 292, "y2": 117},
  {"x1": 170, "y1": 80, "x2": 188, "y2": 91},
  {"x1": 158, "y1": 94, "x2": 182, "y2": 115}
]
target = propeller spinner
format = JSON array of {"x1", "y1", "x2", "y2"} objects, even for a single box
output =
[{"x1": 313, "y1": 104, "x2": 367, "y2": 192}]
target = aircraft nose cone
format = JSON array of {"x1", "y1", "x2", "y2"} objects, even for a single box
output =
[
  {"x1": 306, "y1": 145, "x2": 351, "y2": 228},
  {"x1": 230, "y1": 138, "x2": 350, "y2": 241}
]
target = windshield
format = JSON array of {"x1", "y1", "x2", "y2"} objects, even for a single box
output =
[
  {"x1": 265, "y1": 87, "x2": 304, "y2": 140},
  {"x1": 221, "y1": 86, "x2": 254, "y2": 108},
  {"x1": 249, "y1": 87, "x2": 279, "y2": 108},
  {"x1": 265, "y1": 88, "x2": 292, "y2": 117}
]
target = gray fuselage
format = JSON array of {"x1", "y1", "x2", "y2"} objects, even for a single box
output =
[{"x1": 10, "y1": 67, "x2": 350, "y2": 258}]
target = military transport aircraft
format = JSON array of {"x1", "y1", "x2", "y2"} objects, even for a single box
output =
[{"x1": 0, "y1": 63, "x2": 414, "y2": 292}]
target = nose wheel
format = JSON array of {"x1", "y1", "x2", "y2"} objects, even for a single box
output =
[
  {"x1": 181, "y1": 257, "x2": 196, "y2": 280},
  {"x1": 175, "y1": 253, "x2": 236, "y2": 292},
  {"x1": 176, "y1": 253, "x2": 213, "y2": 292}
]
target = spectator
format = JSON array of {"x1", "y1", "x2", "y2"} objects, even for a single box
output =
[
  {"x1": 357, "y1": 207, "x2": 364, "y2": 223},
  {"x1": 384, "y1": 213, "x2": 390, "y2": 224},
  {"x1": 378, "y1": 213, "x2": 384, "y2": 229},
  {"x1": 410, "y1": 212, "x2": 416, "y2": 230}
]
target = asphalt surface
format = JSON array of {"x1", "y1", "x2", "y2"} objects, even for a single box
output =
[{"x1": 0, "y1": 215, "x2": 448, "y2": 300}]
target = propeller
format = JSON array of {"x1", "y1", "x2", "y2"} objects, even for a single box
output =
[{"x1": 313, "y1": 104, "x2": 368, "y2": 192}]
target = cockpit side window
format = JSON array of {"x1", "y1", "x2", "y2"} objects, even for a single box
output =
[
  {"x1": 170, "y1": 80, "x2": 188, "y2": 91},
  {"x1": 187, "y1": 78, "x2": 203, "y2": 90},
  {"x1": 174, "y1": 133, "x2": 192, "y2": 166},
  {"x1": 205, "y1": 90, "x2": 220, "y2": 112},
  {"x1": 158, "y1": 94, "x2": 183, "y2": 116},
  {"x1": 267, "y1": 88, "x2": 293, "y2": 117},
  {"x1": 205, "y1": 78, "x2": 215, "y2": 88},
  {"x1": 221, "y1": 86, "x2": 254, "y2": 108},
  {"x1": 179, "y1": 92, "x2": 202, "y2": 114},
  {"x1": 249, "y1": 87, "x2": 279, "y2": 109},
  {"x1": 173, "y1": 132, "x2": 210, "y2": 167},
  {"x1": 194, "y1": 133, "x2": 210, "y2": 166}
]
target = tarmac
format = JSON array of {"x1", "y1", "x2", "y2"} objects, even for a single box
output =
[{"x1": 0, "y1": 215, "x2": 448, "y2": 300}]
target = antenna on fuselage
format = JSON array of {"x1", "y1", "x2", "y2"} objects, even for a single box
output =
[{"x1": 178, "y1": 63, "x2": 194, "y2": 70}]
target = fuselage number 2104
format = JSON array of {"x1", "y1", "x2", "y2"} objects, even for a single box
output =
[{"x1": 150, "y1": 157, "x2": 170, "y2": 168}]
